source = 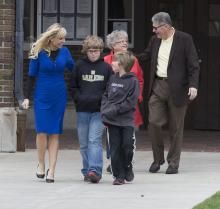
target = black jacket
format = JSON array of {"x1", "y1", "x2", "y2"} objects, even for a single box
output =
[
  {"x1": 101, "y1": 72, "x2": 139, "y2": 127},
  {"x1": 70, "y1": 57, "x2": 113, "y2": 112}
]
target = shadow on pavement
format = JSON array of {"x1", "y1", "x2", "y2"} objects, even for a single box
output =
[{"x1": 26, "y1": 129, "x2": 220, "y2": 152}]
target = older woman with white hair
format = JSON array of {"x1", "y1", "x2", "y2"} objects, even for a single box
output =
[
  {"x1": 22, "y1": 23, "x2": 75, "y2": 183},
  {"x1": 104, "y1": 30, "x2": 144, "y2": 174}
]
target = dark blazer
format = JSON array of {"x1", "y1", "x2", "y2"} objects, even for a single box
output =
[{"x1": 140, "y1": 30, "x2": 200, "y2": 107}]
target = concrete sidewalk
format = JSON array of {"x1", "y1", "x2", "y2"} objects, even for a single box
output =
[{"x1": 1, "y1": 150, "x2": 220, "y2": 209}]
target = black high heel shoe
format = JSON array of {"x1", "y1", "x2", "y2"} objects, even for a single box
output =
[
  {"x1": 46, "y1": 169, "x2": 54, "y2": 183},
  {"x1": 36, "y1": 164, "x2": 45, "y2": 179}
]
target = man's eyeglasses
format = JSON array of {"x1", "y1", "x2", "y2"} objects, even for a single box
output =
[{"x1": 153, "y1": 24, "x2": 166, "y2": 30}]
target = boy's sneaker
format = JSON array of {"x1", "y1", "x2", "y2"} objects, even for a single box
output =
[
  {"x1": 106, "y1": 165, "x2": 112, "y2": 174},
  {"x1": 113, "y1": 178, "x2": 125, "y2": 185},
  {"x1": 84, "y1": 175, "x2": 90, "y2": 182},
  {"x1": 125, "y1": 167, "x2": 134, "y2": 182},
  {"x1": 88, "y1": 171, "x2": 101, "y2": 183}
]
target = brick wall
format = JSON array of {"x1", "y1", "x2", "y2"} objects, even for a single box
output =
[{"x1": 0, "y1": 0, "x2": 15, "y2": 107}]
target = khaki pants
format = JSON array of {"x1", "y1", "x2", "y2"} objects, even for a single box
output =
[{"x1": 148, "y1": 79, "x2": 187, "y2": 168}]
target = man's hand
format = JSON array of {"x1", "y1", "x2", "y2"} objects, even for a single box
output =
[
  {"x1": 188, "y1": 87, "x2": 197, "y2": 100},
  {"x1": 22, "y1": 99, "x2": 30, "y2": 109}
]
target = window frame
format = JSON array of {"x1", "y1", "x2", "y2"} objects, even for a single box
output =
[
  {"x1": 104, "y1": 0, "x2": 134, "y2": 48},
  {"x1": 37, "y1": 0, "x2": 98, "y2": 45},
  {"x1": 209, "y1": 2, "x2": 220, "y2": 37},
  {"x1": 24, "y1": 0, "x2": 35, "y2": 50}
]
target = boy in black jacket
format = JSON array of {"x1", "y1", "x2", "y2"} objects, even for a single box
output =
[
  {"x1": 101, "y1": 51, "x2": 139, "y2": 185},
  {"x1": 70, "y1": 35, "x2": 112, "y2": 183}
]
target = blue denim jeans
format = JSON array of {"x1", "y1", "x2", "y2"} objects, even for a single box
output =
[{"x1": 76, "y1": 112, "x2": 104, "y2": 177}]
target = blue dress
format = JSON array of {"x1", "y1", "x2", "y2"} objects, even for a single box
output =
[{"x1": 28, "y1": 47, "x2": 75, "y2": 134}]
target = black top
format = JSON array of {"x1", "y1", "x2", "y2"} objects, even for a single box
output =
[{"x1": 70, "y1": 57, "x2": 113, "y2": 112}]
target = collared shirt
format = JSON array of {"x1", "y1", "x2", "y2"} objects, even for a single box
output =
[{"x1": 156, "y1": 30, "x2": 175, "y2": 77}]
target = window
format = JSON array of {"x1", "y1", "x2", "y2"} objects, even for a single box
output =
[
  {"x1": 38, "y1": 0, "x2": 97, "y2": 44},
  {"x1": 159, "y1": 0, "x2": 183, "y2": 30},
  {"x1": 209, "y1": 3, "x2": 220, "y2": 37},
  {"x1": 105, "y1": 0, "x2": 134, "y2": 47},
  {"x1": 24, "y1": 0, "x2": 36, "y2": 49}
]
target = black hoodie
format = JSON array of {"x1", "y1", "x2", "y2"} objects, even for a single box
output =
[
  {"x1": 101, "y1": 72, "x2": 139, "y2": 127},
  {"x1": 70, "y1": 57, "x2": 113, "y2": 112}
]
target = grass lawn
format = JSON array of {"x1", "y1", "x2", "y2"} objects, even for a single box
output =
[{"x1": 193, "y1": 191, "x2": 220, "y2": 209}]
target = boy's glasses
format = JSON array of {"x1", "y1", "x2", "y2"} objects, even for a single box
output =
[{"x1": 87, "y1": 49, "x2": 100, "y2": 54}]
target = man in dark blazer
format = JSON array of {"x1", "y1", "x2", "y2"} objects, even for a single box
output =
[{"x1": 139, "y1": 12, "x2": 200, "y2": 174}]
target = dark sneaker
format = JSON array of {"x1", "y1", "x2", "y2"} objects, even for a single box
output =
[
  {"x1": 166, "y1": 165, "x2": 178, "y2": 174},
  {"x1": 113, "y1": 178, "x2": 125, "y2": 185},
  {"x1": 149, "y1": 160, "x2": 165, "y2": 173},
  {"x1": 88, "y1": 171, "x2": 101, "y2": 183},
  {"x1": 84, "y1": 175, "x2": 90, "y2": 182},
  {"x1": 106, "y1": 165, "x2": 112, "y2": 174},
  {"x1": 125, "y1": 167, "x2": 134, "y2": 182}
]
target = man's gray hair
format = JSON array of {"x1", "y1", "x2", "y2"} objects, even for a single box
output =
[
  {"x1": 106, "y1": 30, "x2": 128, "y2": 50},
  {"x1": 152, "y1": 12, "x2": 172, "y2": 26}
]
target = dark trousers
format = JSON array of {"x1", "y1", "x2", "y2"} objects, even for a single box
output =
[
  {"x1": 107, "y1": 125, "x2": 135, "y2": 179},
  {"x1": 105, "y1": 127, "x2": 111, "y2": 159},
  {"x1": 148, "y1": 79, "x2": 187, "y2": 169}
]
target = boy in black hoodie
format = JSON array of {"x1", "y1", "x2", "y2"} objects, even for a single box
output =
[
  {"x1": 101, "y1": 51, "x2": 139, "y2": 185},
  {"x1": 70, "y1": 36, "x2": 112, "y2": 183}
]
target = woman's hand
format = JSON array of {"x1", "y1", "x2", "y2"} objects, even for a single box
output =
[{"x1": 22, "y1": 99, "x2": 30, "y2": 109}]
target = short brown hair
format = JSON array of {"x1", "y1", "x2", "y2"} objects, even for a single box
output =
[
  {"x1": 81, "y1": 35, "x2": 104, "y2": 54},
  {"x1": 113, "y1": 51, "x2": 135, "y2": 73}
]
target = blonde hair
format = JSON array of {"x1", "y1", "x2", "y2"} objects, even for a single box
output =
[
  {"x1": 106, "y1": 30, "x2": 128, "y2": 49},
  {"x1": 113, "y1": 51, "x2": 135, "y2": 73},
  {"x1": 29, "y1": 23, "x2": 66, "y2": 59},
  {"x1": 81, "y1": 35, "x2": 104, "y2": 54}
]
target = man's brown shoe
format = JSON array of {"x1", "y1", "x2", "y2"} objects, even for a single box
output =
[
  {"x1": 149, "y1": 160, "x2": 165, "y2": 173},
  {"x1": 166, "y1": 165, "x2": 178, "y2": 174}
]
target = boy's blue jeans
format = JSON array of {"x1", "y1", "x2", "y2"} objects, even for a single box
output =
[{"x1": 76, "y1": 112, "x2": 104, "y2": 177}]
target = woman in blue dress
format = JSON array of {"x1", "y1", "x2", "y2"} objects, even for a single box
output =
[{"x1": 22, "y1": 23, "x2": 75, "y2": 183}]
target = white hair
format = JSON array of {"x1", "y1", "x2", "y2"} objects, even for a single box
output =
[
  {"x1": 152, "y1": 12, "x2": 172, "y2": 26},
  {"x1": 106, "y1": 30, "x2": 128, "y2": 50}
]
